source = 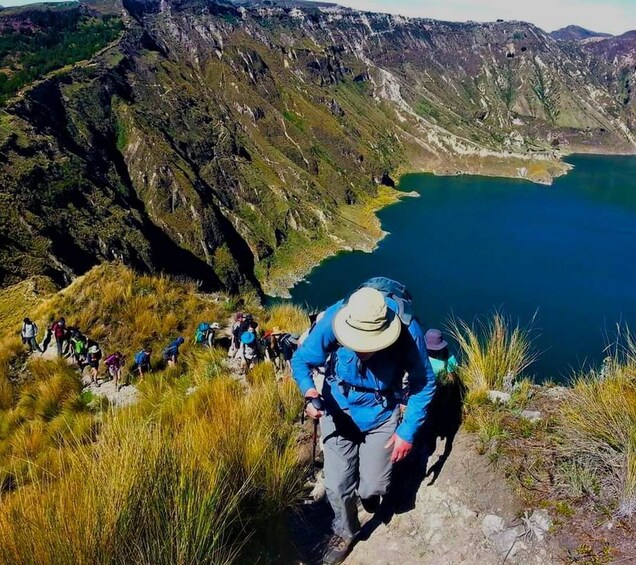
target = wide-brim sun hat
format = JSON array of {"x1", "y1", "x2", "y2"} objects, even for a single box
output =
[
  {"x1": 241, "y1": 332, "x2": 255, "y2": 345},
  {"x1": 425, "y1": 328, "x2": 448, "y2": 351},
  {"x1": 333, "y1": 287, "x2": 401, "y2": 353}
]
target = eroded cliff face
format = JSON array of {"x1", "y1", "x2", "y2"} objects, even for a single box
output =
[{"x1": 1, "y1": 0, "x2": 634, "y2": 292}]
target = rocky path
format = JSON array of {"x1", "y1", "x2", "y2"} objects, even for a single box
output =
[
  {"x1": 295, "y1": 433, "x2": 559, "y2": 565},
  {"x1": 40, "y1": 343, "x2": 140, "y2": 407}
]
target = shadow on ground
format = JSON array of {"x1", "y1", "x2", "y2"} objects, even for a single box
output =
[{"x1": 288, "y1": 378, "x2": 466, "y2": 563}]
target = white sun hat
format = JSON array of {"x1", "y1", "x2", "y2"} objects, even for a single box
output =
[{"x1": 332, "y1": 287, "x2": 402, "y2": 353}]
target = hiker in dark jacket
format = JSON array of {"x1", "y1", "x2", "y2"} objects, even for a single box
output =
[
  {"x1": 163, "y1": 337, "x2": 185, "y2": 367},
  {"x1": 292, "y1": 287, "x2": 436, "y2": 565},
  {"x1": 21, "y1": 318, "x2": 42, "y2": 353},
  {"x1": 262, "y1": 326, "x2": 283, "y2": 370},
  {"x1": 279, "y1": 332, "x2": 299, "y2": 373},
  {"x1": 86, "y1": 340, "x2": 102, "y2": 384},
  {"x1": 50, "y1": 318, "x2": 67, "y2": 358}
]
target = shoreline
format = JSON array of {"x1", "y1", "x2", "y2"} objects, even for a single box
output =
[{"x1": 260, "y1": 150, "x2": 635, "y2": 299}]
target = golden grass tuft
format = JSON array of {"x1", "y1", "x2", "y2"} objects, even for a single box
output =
[
  {"x1": 262, "y1": 303, "x2": 310, "y2": 335},
  {"x1": 449, "y1": 312, "x2": 538, "y2": 392},
  {"x1": 557, "y1": 345, "x2": 636, "y2": 515}
]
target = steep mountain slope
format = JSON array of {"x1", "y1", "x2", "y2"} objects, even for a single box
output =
[{"x1": 1, "y1": 0, "x2": 635, "y2": 294}]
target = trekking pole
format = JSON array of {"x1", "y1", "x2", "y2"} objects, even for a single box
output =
[
  {"x1": 304, "y1": 396, "x2": 324, "y2": 479},
  {"x1": 311, "y1": 418, "x2": 319, "y2": 477}
]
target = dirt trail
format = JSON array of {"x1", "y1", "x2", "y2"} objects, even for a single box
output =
[{"x1": 295, "y1": 433, "x2": 560, "y2": 565}]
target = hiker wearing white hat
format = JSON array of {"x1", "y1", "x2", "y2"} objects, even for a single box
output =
[{"x1": 292, "y1": 284, "x2": 436, "y2": 565}]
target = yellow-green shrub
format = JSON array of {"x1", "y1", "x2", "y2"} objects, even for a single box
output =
[{"x1": 449, "y1": 312, "x2": 537, "y2": 392}]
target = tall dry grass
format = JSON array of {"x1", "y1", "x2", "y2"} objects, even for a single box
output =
[
  {"x1": 262, "y1": 303, "x2": 310, "y2": 335},
  {"x1": 0, "y1": 359, "x2": 95, "y2": 491},
  {"x1": 449, "y1": 312, "x2": 538, "y2": 392},
  {"x1": 557, "y1": 335, "x2": 636, "y2": 516},
  {"x1": 37, "y1": 264, "x2": 232, "y2": 361},
  {"x1": 0, "y1": 375, "x2": 304, "y2": 564}
]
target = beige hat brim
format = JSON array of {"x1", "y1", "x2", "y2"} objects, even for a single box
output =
[{"x1": 332, "y1": 305, "x2": 402, "y2": 353}]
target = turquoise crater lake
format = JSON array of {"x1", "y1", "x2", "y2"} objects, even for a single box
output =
[{"x1": 288, "y1": 155, "x2": 636, "y2": 380}]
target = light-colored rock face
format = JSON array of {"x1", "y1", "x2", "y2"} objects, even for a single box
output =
[{"x1": 1, "y1": 0, "x2": 634, "y2": 290}]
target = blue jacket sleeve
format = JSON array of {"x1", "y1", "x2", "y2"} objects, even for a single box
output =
[
  {"x1": 291, "y1": 302, "x2": 341, "y2": 395},
  {"x1": 396, "y1": 323, "x2": 437, "y2": 443}
]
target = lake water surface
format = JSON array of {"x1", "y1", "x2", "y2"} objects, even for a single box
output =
[{"x1": 288, "y1": 155, "x2": 636, "y2": 380}]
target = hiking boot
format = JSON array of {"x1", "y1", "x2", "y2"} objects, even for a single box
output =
[
  {"x1": 323, "y1": 534, "x2": 353, "y2": 565},
  {"x1": 361, "y1": 495, "x2": 381, "y2": 514}
]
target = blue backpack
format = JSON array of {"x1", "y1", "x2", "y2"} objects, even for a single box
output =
[
  {"x1": 195, "y1": 322, "x2": 211, "y2": 344},
  {"x1": 357, "y1": 277, "x2": 414, "y2": 326}
]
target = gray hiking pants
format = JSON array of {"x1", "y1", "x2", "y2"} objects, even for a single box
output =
[{"x1": 320, "y1": 408, "x2": 398, "y2": 540}]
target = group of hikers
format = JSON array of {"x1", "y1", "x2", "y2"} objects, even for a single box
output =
[
  {"x1": 20, "y1": 317, "x2": 196, "y2": 390},
  {"x1": 20, "y1": 312, "x2": 303, "y2": 387},
  {"x1": 228, "y1": 312, "x2": 300, "y2": 375},
  {"x1": 22, "y1": 275, "x2": 458, "y2": 565}
]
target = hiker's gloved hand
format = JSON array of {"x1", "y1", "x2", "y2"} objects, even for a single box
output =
[
  {"x1": 304, "y1": 388, "x2": 324, "y2": 420},
  {"x1": 385, "y1": 433, "x2": 413, "y2": 463}
]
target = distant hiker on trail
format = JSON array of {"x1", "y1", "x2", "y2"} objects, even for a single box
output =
[
  {"x1": 86, "y1": 340, "x2": 102, "y2": 384},
  {"x1": 40, "y1": 317, "x2": 54, "y2": 353},
  {"x1": 70, "y1": 329, "x2": 88, "y2": 368},
  {"x1": 163, "y1": 337, "x2": 185, "y2": 367},
  {"x1": 425, "y1": 329, "x2": 458, "y2": 383},
  {"x1": 134, "y1": 346, "x2": 152, "y2": 381},
  {"x1": 231, "y1": 313, "x2": 258, "y2": 358},
  {"x1": 292, "y1": 282, "x2": 436, "y2": 565},
  {"x1": 104, "y1": 351, "x2": 125, "y2": 389},
  {"x1": 21, "y1": 318, "x2": 42, "y2": 353},
  {"x1": 239, "y1": 331, "x2": 260, "y2": 375},
  {"x1": 50, "y1": 318, "x2": 67, "y2": 357},
  {"x1": 262, "y1": 326, "x2": 283, "y2": 369},
  {"x1": 195, "y1": 322, "x2": 220, "y2": 348},
  {"x1": 278, "y1": 332, "x2": 299, "y2": 373},
  {"x1": 229, "y1": 313, "x2": 244, "y2": 357}
]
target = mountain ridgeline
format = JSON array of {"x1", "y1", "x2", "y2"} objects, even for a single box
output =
[{"x1": 1, "y1": 0, "x2": 635, "y2": 293}]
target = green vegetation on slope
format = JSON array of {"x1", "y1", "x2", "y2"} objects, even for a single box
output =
[{"x1": 0, "y1": 4, "x2": 124, "y2": 104}]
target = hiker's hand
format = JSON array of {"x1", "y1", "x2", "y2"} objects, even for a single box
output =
[
  {"x1": 385, "y1": 434, "x2": 412, "y2": 463},
  {"x1": 304, "y1": 388, "x2": 324, "y2": 420}
]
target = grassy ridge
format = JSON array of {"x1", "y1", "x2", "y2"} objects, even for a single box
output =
[{"x1": 0, "y1": 265, "x2": 307, "y2": 563}]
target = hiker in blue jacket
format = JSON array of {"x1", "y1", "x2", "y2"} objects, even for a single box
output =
[
  {"x1": 163, "y1": 337, "x2": 185, "y2": 367},
  {"x1": 292, "y1": 286, "x2": 436, "y2": 565}
]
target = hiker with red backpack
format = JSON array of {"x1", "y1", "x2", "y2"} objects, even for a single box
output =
[
  {"x1": 291, "y1": 278, "x2": 436, "y2": 565},
  {"x1": 50, "y1": 317, "x2": 67, "y2": 357}
]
